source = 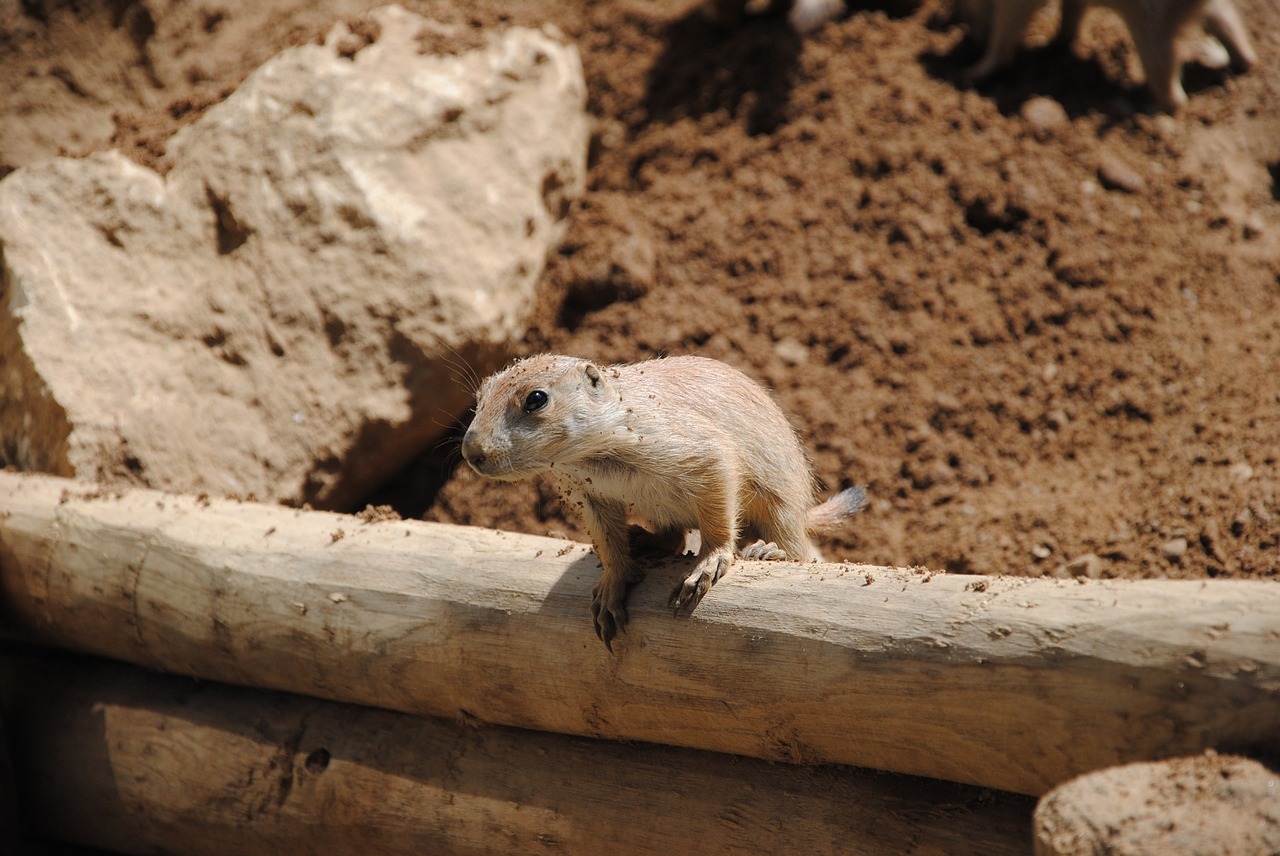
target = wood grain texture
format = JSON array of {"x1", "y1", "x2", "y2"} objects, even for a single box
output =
[
  {"x1": 0, "y1": 472, "x2": 1277, "y2": 795},
  {"x1": 2, "y1": 653, "x2": 1033, "y2": 856}
]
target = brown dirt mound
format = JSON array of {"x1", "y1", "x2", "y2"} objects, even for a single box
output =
[{"x1": 2, "y1": 0, "x2": 1277, "y2": 581}]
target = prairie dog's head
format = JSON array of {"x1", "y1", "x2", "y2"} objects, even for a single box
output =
[{"x1": 461, "y1": 354, "x2": 618, "y2": 481}]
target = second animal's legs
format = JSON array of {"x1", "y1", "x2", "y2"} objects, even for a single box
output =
[
  {"x1": 1055, "y1": 0, "x2": 1087, "y2": 47},
  {"x1": 701, "y1": 0, "x2": 747, "y2": 26},
  {"x1": 1202, "y1": 0, "x2": 1257, "y2": 70},
  {"x1": 1126, "y1": 10, "x2": 1185, "y2": 111},
  {"x1": 967, "y1": 0, "x2": 1051, "y2": 81}
]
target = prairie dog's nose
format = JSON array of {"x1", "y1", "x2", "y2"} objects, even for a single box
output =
[{"x1": 461, "y1": 430, "x2": 485, "y2": 470}]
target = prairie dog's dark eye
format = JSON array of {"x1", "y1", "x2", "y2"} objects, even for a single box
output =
[{"x1": 523, "y1": 390, "x2": 549, "y2": 413}]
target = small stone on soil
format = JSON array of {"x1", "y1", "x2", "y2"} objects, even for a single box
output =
[{"x1": 1160, "y1": 537, "x2": 1188, "y2": 560}]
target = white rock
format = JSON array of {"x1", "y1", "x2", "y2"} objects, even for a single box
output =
[
  {"x1": 1053, "y1": 553, "x2": 1105, "y2": 580},
  {"x1": 1035, "y1": 754, "x2": 1280, "y2": 856},
  {"x1": 0, "y1": 6, "x2": 588, "y2": 507},
  {"x1": 1160, "y1": 537, "x2": 1189, "y2": 561}
]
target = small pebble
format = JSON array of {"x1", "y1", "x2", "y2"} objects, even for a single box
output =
[
  {"x1": 1045, "y1": 409, "x2": 1069, "y2": 431},
  {"x1": 1200, "y1": 520, "x2": 1224, "y2": 562},
  {"x1": 774, "y1": 337, "x2": 810, "y2": 366},
  {"x1": 1055, "y1": 553, "x2": 1105, "y2": 579},
  {"x1": 1229, "y1": 461, "x2": 1254, "y2": 482},
  {"x1": 1098, "y1": 156, "x2": 1145, "y2": 194},
  {"x1": 1150, "y1": 114, "x2": 1178, "y2": 139},
  {"x1": 1160, "y1": 537, "x2": 1188, "y2": 561},
  {"x1": 1021, "y1": 97, "x2": 1069, "y2": 140}
]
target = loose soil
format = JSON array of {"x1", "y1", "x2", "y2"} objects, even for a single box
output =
[{"x1": 2, "y1": 0, "x2": 1278, "y2": 582}]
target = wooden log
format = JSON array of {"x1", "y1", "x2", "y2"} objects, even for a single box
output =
[
  {"x1": 3, "y1": 652, "x2": 1034, "y2": 856},
  {"x1": 0, "y1": 471, "x2": 1277, "y2": 796}
]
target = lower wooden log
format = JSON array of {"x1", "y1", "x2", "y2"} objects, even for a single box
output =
[{"x1": 2, "y1": 652, "x2": 1033, "y2": 856}]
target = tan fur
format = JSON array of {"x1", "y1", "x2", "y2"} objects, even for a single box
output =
[
  {"x1": 957, "y1": 0, "x2": 1256, "y2": 111},
  {"x1": 462, "y1": 354, "x2": 864, "y2": 648}
]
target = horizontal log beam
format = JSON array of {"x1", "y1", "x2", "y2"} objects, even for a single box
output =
[
  {"x1": 2, "y1": 652, "x2": 1032, "y2": 856},
  {"x1": 0, "y1": 472, "x2": 1277, "y2": 795}
]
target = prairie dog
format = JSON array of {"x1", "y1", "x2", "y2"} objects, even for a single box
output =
[
  {"x1": 461, "y1": 354, "x2": 865, "y2": 649},
  {"x1": 957, "y1": 0, "x2": 1256, "y2": 111}
]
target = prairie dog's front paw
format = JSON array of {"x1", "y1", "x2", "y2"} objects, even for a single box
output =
[{"x1": 590, "y1": 576, "x2": 630, "y2": 651}]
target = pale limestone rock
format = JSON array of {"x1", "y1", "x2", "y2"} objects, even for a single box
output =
[
  {"x1": 0, "y1": 6, "x2": 588, "y2": 507},
  {"x1": 1035, "y1": 754, "x2": 1280, "y2": 856}
]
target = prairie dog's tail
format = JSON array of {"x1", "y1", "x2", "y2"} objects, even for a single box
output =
[{"x1": 805, "y1": 486, "x2": 867, "y2": 533}]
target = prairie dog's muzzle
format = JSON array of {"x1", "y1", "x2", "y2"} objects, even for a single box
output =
[{"x1": 460, "y1": 430, "x2": 487, "y2": 473}]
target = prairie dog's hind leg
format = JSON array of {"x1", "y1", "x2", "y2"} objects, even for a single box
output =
[
  {"x1": 670, "y1": 476, "x2": 739, "y2": 613},
  {"x1": 742, "y1": 488, "x2": 815, "y2": 562}
]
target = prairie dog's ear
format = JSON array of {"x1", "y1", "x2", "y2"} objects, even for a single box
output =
[{"x1": 582, "y1": 362, "x2": 603, "y2": 388}]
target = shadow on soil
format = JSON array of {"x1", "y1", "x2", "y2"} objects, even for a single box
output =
[{"x1": 640, "y1": 5, "x2": 805, "y2": 135}]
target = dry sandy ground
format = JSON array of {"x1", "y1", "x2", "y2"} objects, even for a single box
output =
[
  {"x1": 3, "y1": 3, "x2": 1278, "y2": 850},
  {"x1": 2, "y1": 0, "x2": 1278, "y2": 586}
]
